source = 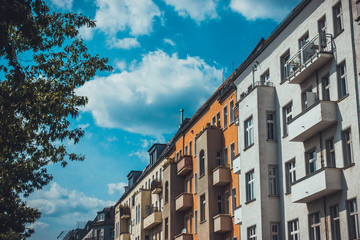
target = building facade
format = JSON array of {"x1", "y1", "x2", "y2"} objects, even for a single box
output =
[{"x1": 114, "y1": 0, "x2": 360, "y2": 239}]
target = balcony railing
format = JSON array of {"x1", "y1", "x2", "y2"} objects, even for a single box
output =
[
  {"x1": 213, "y1": 214, "x2": 232, "y2": 233},
  {"x1": 143, "y1": 207, "x2": 162, "y2": 230},
  {"x1": 177, "y1": 155, "x2": 193, "y2": 176},
  {"x1": 120, "y1": 206, "x2": 130, "y2": 219},
  {"x1": 288, "y1": 100, "x2": 337, "y2": 142},
  {"x1": 238, "y1": 81, "x2": 274, "y2": 103},
  {"x1": 212, "y1": 165, "x2": 231, "y2": 187},
  {"x1": 174, "y1": 233, "x2": 193, "y2": 240},
  {"x1": 151, "y1": 180, "x2": 162, "y2": 194},
  {"x1": 175, "y1": 192, "x2": 193, "y2": 212},
  {"x1": 285, "y1": 33, "x2": 333, "y2": 84},
  {"x1": 291, "y1": 167, "x2": 342, "y2": 203}
]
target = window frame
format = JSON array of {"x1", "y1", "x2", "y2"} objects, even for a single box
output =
[
  {"x1": 342, "y1": 128, "x2": 353, "y2": 166},
  {"x1": 244, "y1": 116, "x2": 254, "y2": 148},
  {"x1": 337, "y1": 61, "x2": 348, "y2": 99},
  {"x1": 348, "y1": 198, "x2": 360, "y2": 239},
  {"x1": 333, "y1": 1, "x2": 344, "y2": 36},
  {"x1": 200, "y1": 194, "x2": 206, "y2": 221},
  {"x1": 325, "y1": 137, "x2": 336, "y2": 167},
  {"x1": 309, "y1": 212, "x2": 321, "y2": 240},
  {"x1": 288, "y1": 219, "x2": 300, "y2": 240},
  {"x1": 306, "y1": 149, "x2": 317, "y2": 174},
  {"x1": 229, "y1": 100, "x2": 235, "y2": 123},
  {"x1": 283, "y1": 102, "x2": 293, "y2": 137},
  {"x1": 330, "y1": 204, "x2": 341, "y2": 240},
  {"x1": 268, "y1": 165, "x2": 278, "y2": 196},
  {"x1": 223, "y1": 105, "x2": 228, "y2": 129},
  {"x1": 246, "y1": 170, "x2": 255, "y2": 202},
  {"x1": 247, "y1": 225, "x2": 257, "y2": 240},
  {"x1": 280, "y1": 50, "x2": 290, "y2": 81},
  {"x1": 286, "y1": 159, "x2": 296, "y2": 193},
  {"x1": 266, "y1": 111, "x2": 275, "y2": 140}
]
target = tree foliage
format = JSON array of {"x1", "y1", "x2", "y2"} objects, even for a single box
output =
[{"x1": 0, "y1": 0, "x2": 112, "y2": 239}]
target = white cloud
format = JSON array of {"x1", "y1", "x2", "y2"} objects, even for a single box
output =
[
  {"x1": 106, "y1": 136, "x2": 118, "y2": 142},
  {"x1": 129, "y1": 150, "x2": 149, "y2": 163},
  {"x1": 106, "y1": 37, "x2": 140, "y2": 49},
  {"x1": 163, "y1": 0, "x2": 219, "y2": 23},
  {"x1": 28, "y1": 183, "x2": 114, "y2": 224},
  {"x1": 78, "y1": 123, "x2": 90, "y2": 130},
  {"x1": 164, "y1": 38, "x2": 175, "y2": 46},
  {"x1": 77, "y1": 50, "x2": 222, "y2": 138},
  {"x1": 94, "y1": 0, "x2": 161, "y2": 37},
  {"x1": 78, "y1": 26, "x2": 95, "y2": 41},
  {"x1": 28, "y1": 221, "x2": 49, "y2": 231},
  {"x1": 50, "y1": 0, "x2": 73, "y2": 10},
  {"x1": 114, "y1": 60, "x2": 127, "y2": 71},
  {"x1": 107, "y1": 182, "x2": 127, "y2": 195},
  {"x1": 230, "y1": 0, "x2": 300, "y2": 22}
]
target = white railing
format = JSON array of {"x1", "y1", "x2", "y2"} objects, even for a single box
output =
[{"x1": 284, "y1": 33, "x2": 333, "y2": 80}]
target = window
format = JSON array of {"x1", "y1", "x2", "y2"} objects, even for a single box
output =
[
  {"x1": 199, "y1": 150, "x2": 205, "y2": 176},
  {"x1": 307, "y1": 149, "x2": 317, "y2": 174},
  {"x1": 194, "y1": 173, "x2": 197, "y2": 193},
  {"x1": 216, "y1": 151, "x2": 222, "y2": 166},
  {"x1": 115, "y1": 222, "x2": 119, "y2": 237},
  {"x1": 217, "y1": 112, "x2": 221, "y2": 127},
  {"x1": 245, "y1": 117, "x2": 254, "y2": 148},
  {"x1": 333, "y1": 2, "x2": 344, "y2": 36},
  {"x1": 268, "y1": 166, "x2": 278, "y2": 196},
  {"x1": 224, "y1": 147, "x2": 228, "y2": 166},
  {"x1": 326, "y1": 138, "x2": 336, "y2": 167},
  {"x1": 194, "y1": 210, "x2": 198, "y2": 233},
  {"x1": 217, "y1": 195, "x2": 222, "y2": 214},
  {"x1": 200, "y1": 194, "x2": 206, "y2": 221},
  {"x1": 223, "y1": 105, "x2": 228, "y2": 129},
  {"x1": 302, "y1": 89, "x2": 316, "y2": 110},
  {"x1": 286, "y1": 160, "x2": 296, "y2": 193},
  {"x1": 246, "y1": 170, "x2": 255, "y2": 202},
  {"x1": 231, "y1": 187, "x2": 237, "y2": 213},
  {"x1": 330, "y1": 204, "x2": 341, "y2": 240},
  {"x1": 309, "y1": 212, "x2": 321, "y2": 240},
  {"x1": 212, "y1": 116, "x2": 216, "y2": 126},
  {"x1": 343, "y1": 128, "x2": 353, "y2": 166},
  {"x1": 267, "y1": 112, "x2": 275, "y2": 140},
  {"x1": 248, "y1": 226, "x2": 257, "y2": 240},
  {"x1": 230, "y1": 100, "x2": 235, "y2": 123},
  {"x1": 189, "y1": 213, "x2": 193, "y2": 233},
  {"x1": 338, "y1": 62, "x2": 348, "y2": 98},
  {"x1": 318, "y1": 16, "x2": 327, "y2": 34},
  {"x1": 271, "y1": 223, "x2": 280, "y2": 240},
  {"x1": 322, "y1": 75, "x2": 330, "y2": 101},
  {"x1": 165, "y1": 181, "x2": 169, "y2": 203},
  {"x1": 281, "y1": 50, "x2": 290, "y2": 80},
  {"x1": 288, "y1": 219, "x2": 300, "y2": 240},
  {"x1": 283, "y1": 102, "x2": 293, "y2": 136},
  {"x1": 165, "y1": 218, "x2": 168, "y2": 240},
  {"x1": 348, "y1": 199, "x2": 360, "y2": 239},
  {"x1": 189, "y1": 141, "x2": 192, "y2": 155},
  {"x1": 185, "y1": 145, "x2": 188, "y2": 155},
  {"x1": 261, "y1": 69, "x2": 270, "y2": 85},
  {"x1": 230, "y1": 142, "x2": 235, "y2": 166},
  {"x1": 189, "y1": 175, "x2": 192, "y2": 193},
  {"x1": 225, "y1": 191, "x2": 230, "y2": 214}
]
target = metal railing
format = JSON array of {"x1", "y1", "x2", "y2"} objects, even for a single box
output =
[
  {"x1": 238, "y1": 81, "x2": 274, "y2": 102},
  {"x1": 284, "y1": 33, "x2": 333, "y2": 80},
  {"x1": 120, "y1": 206, "x2": 130, "y2": 217},
  {"x1": 150, "y1": 180, "x2": 162, "y2": 191},
  {"x1": 145, "y1": 206, "x2": 160, "y2": 217}
]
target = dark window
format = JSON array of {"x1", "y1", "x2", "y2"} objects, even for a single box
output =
[
  {"x1": 343, "y1": 128, "x2": 353, "y2": 166},
  {"x1": 199, "y1": 150, "x2": 205, "y2": 176},
  {"x1": 326, "y1": 138, "x2": 336, "y2": 167},
  {"x1": 309, "y1": 212, "x2": 321, "y2": 240},
  {"x1": 246, "y1": 170, "x2": 255, "y2": 202},
  {"x1": 281, "y1": 50, "x2": 290, "y2": 80},
  {"x1": 333, "y1": 2, "x2": 344, "y2": 35},
  {"x1": 322, "y1": 75, "x2": 330, "y2": 101},
  {"x1": 286, "y1": 160, "x2": 296, "y2": 193},
  {"x1": 283, "y1": 102, "x2": 293, "y2": 136},
  {"x1": 337, "y1": 62, "x2": 348, "y2": 98},
  {"x1": 165, "y1": 218, "x2": 169, "y2": 240},
  {"x1": 330, "y1": 204, "x2": 341, "y2": 240},
  {"x1": 267, "y1": 112, "x2": 275, "y2": 140},
  {"x1": 348, "y1": 199, "x2": 360, "y2": 239},
  {"x1": 223, "y1": 105, "x2": 228, "y2": 129},
  {"x1": 200, "y1": 194, "x2": 206, "y2": 221},
  {"x1": 165, "y1": 181, "x2": 169, "y2": 203}
]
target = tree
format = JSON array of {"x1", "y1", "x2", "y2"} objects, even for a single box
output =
[{"x1": 0, "y1": 0, "x2": 112, "y2": 239}]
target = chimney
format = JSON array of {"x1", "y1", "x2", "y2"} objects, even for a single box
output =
[{"x1": 180, "y1": 109, "x2": 184, "y2": 125}]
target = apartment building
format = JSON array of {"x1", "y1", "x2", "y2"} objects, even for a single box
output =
[
  {"x1": 231, "y1": 0, "x2": 360, "y2": 239},
  {"x1": 114, "y1": 0, "x2": 360, "y2": 239},
  {"x1": 82, "y1": 206, "x2": 115, "y2": 240},
  {"x1": 114, "y1": 77, "x2": 240, "y2": 240}
]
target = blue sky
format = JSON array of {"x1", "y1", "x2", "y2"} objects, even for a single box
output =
[{"x1": 27, "y1": 0, "x2": 300, "y2": 238}]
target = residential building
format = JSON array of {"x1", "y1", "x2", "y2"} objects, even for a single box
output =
[
  {"x1": 114, "y1": 0, "x2": 360, "y2": 239},
  {"x1": 82, "y1": 206, "x2": 115, "y2": 240}
]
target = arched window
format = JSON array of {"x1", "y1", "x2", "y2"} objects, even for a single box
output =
[
  {"x1": 200, "y1": 150, "x2": 205, "y2": 176},
  {"x1": 165, "y1": 181, "x2": 169, "y2": 203}
]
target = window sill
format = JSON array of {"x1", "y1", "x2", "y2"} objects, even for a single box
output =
[
  {"x1": 268, "y1": 195, "x2": 280, "y2": 198},
  {"x1": 333, "y1": 29, "x2": 344, "y2": 39},
  {"x1": 199, "y1": 173, "x2": 205, "y2": 179},
  {"x1": 200, "y1": 220, "x2": 206, "y2": 224},
  {"x1": 337, "y1": 93, "x2": 349, "y2": 103},
  {"x1": 245, "y1": 198, "x2": 256, "y2": 205},
  {"x1": 285, "y1": 191, "x2": 291, "y2": 196},
  {"x1": 343, "y1": 162, "x2": 355, "y2": 170},
  {"x1": 243, "y1": 143, "x2": 254, "y2": 152},
  {"x1": 282, "y1": 134, "x2": 288, "y2": 139},
  {"x1": 222, "y1": 126, "x2": 228, "y2": 131}
]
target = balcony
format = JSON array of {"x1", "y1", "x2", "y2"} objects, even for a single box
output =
[
  {"x1": 288, "y1": 101, "x2": 337, "y2": 142},
  {"x1": 233, "y1": 154, "x2": 241, "y2": 174},
  {"x1": 119, "y1": 233, "x2": 130, "y2": 240},
  {"x1": 285, "y1": 33, "x2": 333, "y2": 84},
  {"x1": 213, "y1": 165, "x2": 231, "y2": 187},
  {"x1": 174, "y1": 233, "x2": 193, "y2": 240},
  {"x1": 175, "y1": 192, "x2": 193, "y2": 212},
  {"x1": 213, "y1": 214, "x2": 232, "y2": 233},
  {"x1": 234, "y1": 206, "x2": 242, "y2": 225},
  {"x1": 151, "y1": 180, "x2": 162, "y2": 194},
  {"x1": 120, "y1": 206, "x2": 130, "y2": 220},
  {"x1": 292, "y1": 168, "x2": 342, "y2": 203},
  {"x1": 143, "y1": 207, "x2": 162, "y2": 230},
  {"x1": 177, "y1": 155, "x2": 193, "y2": 176}
]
